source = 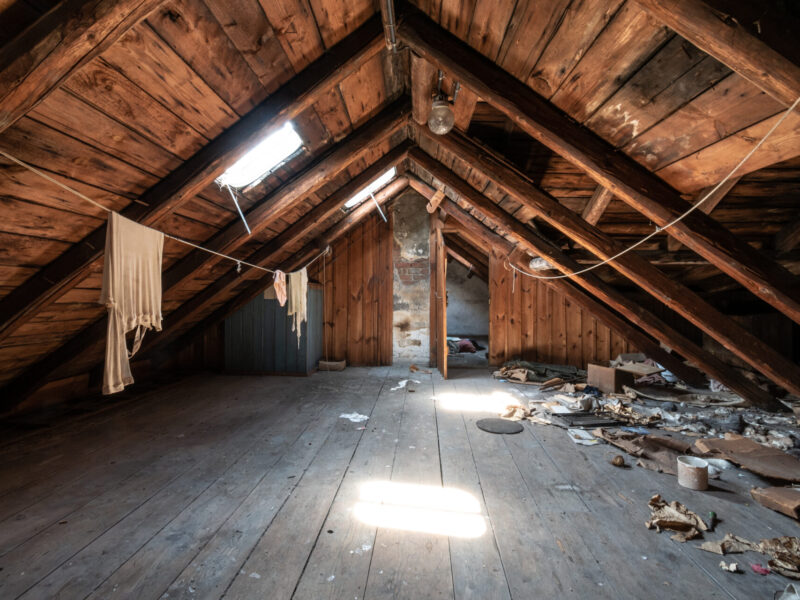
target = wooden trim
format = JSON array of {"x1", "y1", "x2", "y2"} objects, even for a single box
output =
[
  {"x1": 408, "y1": 155, "x2": 783, "y2": 408},
  {"x1": 0, "y1": 0, "x2": 165, "y2": 132},
  {"x1": 630, "y1": 0, "x2": 800, "y2": 107},
  {"x1": 0, "y1": 15, "x2": 385, "y2": 346},
  {"x1": 398, "y1": 8, "x2": 800, "y2": 326},
  {"x1": 581, "y1": 186, "x2": 613, "y2": 225}
]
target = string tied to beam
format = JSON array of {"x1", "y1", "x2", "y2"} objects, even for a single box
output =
[
  {"x1": 503, "y1": 94, "x2": 800, "y2": 282},
  {"x1": 0, "y1": 149, "x2": 331, "y2": 277}
]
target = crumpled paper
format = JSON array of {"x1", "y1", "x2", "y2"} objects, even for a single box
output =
[
  {"x1": 645, "y1": 494, "x2": 708, "y2": 542},
  {"x1": 699, "y1": 533, "x2": 800, "y2": 579}
]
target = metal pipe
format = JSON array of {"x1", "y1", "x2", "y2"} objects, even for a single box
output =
[{"x1": 381, "y1": 0, "x2": 397, "y2": 53}]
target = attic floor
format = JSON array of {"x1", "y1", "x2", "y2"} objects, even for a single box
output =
[{"x1": 0, "y1": 367, "x2": 794, "y2": 599}]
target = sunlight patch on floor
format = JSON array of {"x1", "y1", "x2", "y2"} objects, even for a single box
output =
[
  {"x1": 354, "y1": 480, "x2": 487, "y2": 538},
  {"x1": 435, "y1": 390, "x2": 520, "y2": 413}
]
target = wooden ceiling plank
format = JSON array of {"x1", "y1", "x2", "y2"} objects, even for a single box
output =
[
  {"x1": 422, "y1": 164, "x2": 777, "y2": 408},
  {"x1": 630, "y1": 0, "x2": 800, "y2": 108},
  {"x1": 410, "y1": 136, "x2": 800, "y2": 400},
  {"x1": 581, "y1": 185, "x2": 614, "y2": 225},
  {"x1": 398, "y1": 8, "x2": 800, "y2": 325},
  {"x1": 0, "y1": 16, "x2": 385, "y2": 346},
  {"x1": 0, "y1": 0, "x2": 165, "y2": 133},
  {"x1": 667, "y1": 176, "x2": 741, "y2": 251}
]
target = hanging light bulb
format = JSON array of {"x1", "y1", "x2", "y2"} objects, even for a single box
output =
[{"x1": 428, "y1": 70, "x2": 455, "y2": 135}]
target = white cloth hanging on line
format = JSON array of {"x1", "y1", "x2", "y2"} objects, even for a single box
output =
[
  {"x1": 99, "y1": 212, "x2": 164, "y2": 395},
  {"x1": 273, "y1": 270, "x2": 287, "y2": 306},
  {"x1": 287, "y1": 268, "x2": 308, "y2": 347}
]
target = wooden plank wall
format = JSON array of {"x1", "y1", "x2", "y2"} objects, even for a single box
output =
[
  {"x1": 488, "y1": 250, "x2": 633, "y2": 367},
  {"x1": 307, "y1": 212, "x2": 392, "y2": 366}
]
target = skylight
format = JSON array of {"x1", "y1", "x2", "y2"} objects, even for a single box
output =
[
  {"x1": 216, "y1": 123, "x2": 303, "y2": 188},
  {"x1": 344, "y1": 167, "x2": 397, "y2": 209}
]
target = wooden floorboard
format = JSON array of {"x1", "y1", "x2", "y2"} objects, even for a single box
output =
[{"x1": 0, "y1": 367, "x2": 795, "y2": 599}]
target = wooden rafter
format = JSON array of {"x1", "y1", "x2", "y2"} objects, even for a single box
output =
[
  {"x1": 0, "y1": 0, "x2": 165, "y2": 132},
  {"x1": 0, "y1": 15, "x2": 386, "y2": 345},
  {"x1": 630, "y1": 0, "x2": 800, "y2": 107},
  {"x1": 398, "y1": 8, "x2": 800, "y2": 326},
  {"x1": 775, "y1": 218, "x2": 800, "y2": 255},
  {"x1": 409, "y1": 140, "x2": 794, "y2": 404}
]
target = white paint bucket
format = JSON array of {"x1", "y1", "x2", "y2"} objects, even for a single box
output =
[{"x1": 677, "y1": 456, "x2": 709, "y2": 490}]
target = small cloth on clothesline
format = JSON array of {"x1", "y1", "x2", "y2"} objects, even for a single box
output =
[
  {"x1": 287, "y1": 268, "x2": 308, "y2": 347},
  {"x1": 273, "y1": 270, "x2": 287, "y2": 306}
]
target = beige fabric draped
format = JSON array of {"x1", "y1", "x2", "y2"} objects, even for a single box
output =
[{"x1": 100, "y1": 212, "x2": 164, "y2": 395}]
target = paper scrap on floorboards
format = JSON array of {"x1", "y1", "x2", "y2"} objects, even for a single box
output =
[{"x1": 645, "y1": 494, "x2": 708, "y2": 542}]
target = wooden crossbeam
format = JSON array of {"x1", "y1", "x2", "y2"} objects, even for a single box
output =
[
  {"x1": 0, "y1": 15, "x2": 385, "y2": 345},
  {"x1": 581, "y1": 186, "x2": 614, "y2": 225},
  {"x1": 410, "y1": 52, "x2": 436, "y2": 126},
  {"x1": 630, "y1": 0, "x2": 800, "y2": 108},
  {"x1": 0, "y1": 0, "x2": 165, "y2": 132},
  {"x1": 398, "y1": 8, "x2": 800, "y2": 326},
  {"x1": 444, "y1": 237, "x2": 488, "y2": 281},
  {"x1": 409, "y1": 145, "x2": 786, "y2": 407}
]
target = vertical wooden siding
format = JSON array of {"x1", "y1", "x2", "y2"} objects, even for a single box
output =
[
  {"x1": 488, "y1": 250, "x2": 632, "y2": 367},
  {"x1": 308, "y1": 212, "x2": 392, "y2": 365}
]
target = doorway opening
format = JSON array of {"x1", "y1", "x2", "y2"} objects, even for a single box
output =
[{"x1": 443, "y1": 233, "x2": 489, "y2": 369}]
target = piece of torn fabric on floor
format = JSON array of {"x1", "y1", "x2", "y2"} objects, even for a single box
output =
[
  {"x1": 594, "y1": 429, "x2": 692, "y2": 475},
  {"x1": 751, "y1": 487, "x2": 800, "y2": 519},
  {"x1": 645, "y1": 494, "x2": 708, "y2": 541},
  {"x1": 700, "y1": 534, "x2": 800, "y2": 579},
  {"x1": 287, "y1": 268, "x2": 307, "y2": 346},
  {"x1": 694, "y1": 434, "x2": 800, "y2": 482},
  {"x1": 100, "y1": 211, "x2": 164, "y2": 395}
]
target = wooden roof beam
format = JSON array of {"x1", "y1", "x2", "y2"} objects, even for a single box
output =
[
  {"x1": 409, "y1": 144, "x2": 785, "y2": 408},
  {"x1": 398, "y1": 8, "x2": 800, "y2": 326},
  {"x1": 775, "y1": 218, "x2": 800, "y2": 256},
  {"x1": 0, "y1": 0, "x2": 165, "y2": 132},
  {"x1": 630, "y1": 0, "x2": 800, "y2": 108},
  {"x1": 0, "y1": 15, "x2": 385, "y2": 345}
]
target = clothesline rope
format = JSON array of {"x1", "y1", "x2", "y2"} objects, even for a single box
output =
[
  {"x1": 503, "y1": 95, "x2": 800, "y2": 281},
  {"x1": 0, "y1": 148, "x2": 330, "y2": 275}
]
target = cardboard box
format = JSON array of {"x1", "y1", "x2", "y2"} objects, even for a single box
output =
[{"x1": 587, "y1": 363, "x2": 635, "y2": 394}]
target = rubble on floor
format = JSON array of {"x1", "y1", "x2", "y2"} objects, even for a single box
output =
[{"x1": 699, "y1": 534, "x2": 800, "y2": 579}]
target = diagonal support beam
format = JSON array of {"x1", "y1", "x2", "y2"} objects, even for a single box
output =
[
  {"x1": 581, "y1": 186, "x2": 614, "y2": 225},
  {"x1": 667, "y1": 176, "x2": 741, "y2": 251},
  {"x1": 0, "y1": 14, "x2": 386, "y2": 345},
  {"x1": 398, "y1": 8, "x2": 800, "y2": 326},
  {"x1": 0, "y1": 0, "x2": 165, "y2": 132},
  {"x1": 630, "y1": 0, "x2": 800, "y2": 108},
  {"x1": 409, "y1": 143, "x2": 789, "y2": 406}
]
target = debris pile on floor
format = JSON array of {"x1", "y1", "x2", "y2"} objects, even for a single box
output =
[{"x1": 700, "y1": 534, "x2": 800, "y2": 579}]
